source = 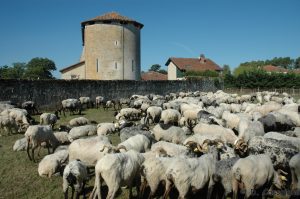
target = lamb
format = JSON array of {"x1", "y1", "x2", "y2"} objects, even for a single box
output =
[
  {"x1": 160, "y1": 109, "x2": 181, "y2": 125},
  {"x1": 38, "y1": 148, "x2": 68, "y2": 178},
  {"x1": 164, "y1": 148, "x2": 218, "y2": 199},
  {"x1": 90, "y1": 150, "x2": 145, "y2": 199},
  {"x1": 63, "y1": 159, "x2": 89, "y2": 199},
  {"x1": 40, "y1": 112, "x2": 58, "y2": 129},
  {"x1": 145, "y1": 106, "x2": 162, "y2": 124},
  {"x1": 151, "y1": 123, "x2": 187, "y2": 144},
  {"x1": 25, "y1": 125, "x2": 60, "y2": 162},
  {"x1": 68, "y1": 125, "x2": 97, "y2": 141},
  {"x1": 0, "y1": 115, "x2": 19, "y2": 135},
  {"x1": 96, "y1": 122, "x2": 118, "y2": 136},
  {"x1": 69, "y1": 117, "x2": 89, "y2": 127},
  {"x1": 289, "y1": 153, "x2": 300, "y2": 190},
  {"x1": 232, "y1": 154, "x2": 287, "y2": 199},
  {"x1": 117, "y1": 134, "x2": 151, "y2": 153},
  {"x1": 68, "y1": 136, "x2": 114, "y2": 167}
]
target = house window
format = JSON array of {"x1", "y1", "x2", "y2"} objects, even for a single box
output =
[
  {"x1": 71, "y1": 74, "x2": 79, "y2": 79},
  {"x1": 96, "y1": 59, "x2": 99, "y2": 72},
  {"x1": 115, "y1": 62, "x2": 117, "y2": 69},
  {"x1": 132, "y1": 60, "x2": 134, "y2": 72}
]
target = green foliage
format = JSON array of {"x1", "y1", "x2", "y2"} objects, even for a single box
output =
[
  {"x1": 295, "y1": 57, "x2": 300, "y2": 69},
  {"x1": 0, "y1": 57, "x2": 56, "y2": 79},
  {"x1": 149, "y1": 64, "x2": 161, "y2": 72},
  {"x1": 264, "y1": 57, "x2": 294, "y2": 69},
  {"x1": 225, "y1": 69, "x2": 300, "y2": 88},
  {"x1": 0, "y1": 63, "x2": 26, "y2": 79},
  {"x1": 185, "y1": 70, "x2": 219, "y2": 77},
  {"x1": 158, "y1": 69, "x2": 167, "y2": 74},
  {"x1": 25, "y1": 57, "x2": 56, "y2": 79},
  {"x1": 222, "y1": 64, "x2": 231, "y2": 75}
]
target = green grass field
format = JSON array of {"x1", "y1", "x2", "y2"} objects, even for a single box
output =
[{"x1": 0, "y1": 108, "x2": 130, "y2": 199}]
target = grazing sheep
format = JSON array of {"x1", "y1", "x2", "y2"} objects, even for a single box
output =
[
  {"x1": 140, "y1": 156, "x2": 174, "y2": 198},
  {"x1": 117, "y1": 134, "x2": 151, "y2": 153},
  {"x1": 145, "y1": 106, "x2": 162, "y2": 124},
  {"x1": 248, "y1": 136, "x2": 299, "y2": 169},
  {"x1": 289, "y1": 153, "x2": 300, "y2": 191},
  {"x1": 164, "y1": 148, "x2": 218, "y2": 199},
  {"x1": 151, "y1": 123, "x2": 187, "y2": 144},
  {"x1": 22, "y1": 100, "x2": 38, "y2": 115},
  {"x1": 90, "y1": 150, "x2": 145, "y2": 199},
  {"x1": 232, "y1": 154, "x2": 287, "y2": 199},
  {"x1": 264, "y1": 132, "x2": 300, "y2": 150},
  {"x1": 95, "y1": 96, "x2": 105, "y2": 109},
  {"x1": 54, "y1": 131, "x2": 71, "y2": 145},
  {"x1": 40, "y1": 113, "x2": 58, "y2": 129},
  {"x1": 68, "y1": 125, "x2": 97, "y2": 141},
  {"x1": 119, "y1": 124, "x2": 155, "y2": 144},
  {"x1": 61, "y1": 99, "x2": 82, "y2": 116},
  {"x1": 116, "y1": 108, "x2": 141, "y2": 120},
  {"x1": 38, "y1": 149, "x2": 68, "y2": 178},
  {"x1": 160, "y1": 109, "x2": 181, "y2": 125},
  {"x1": 79, "y1": 96, "x2": 92, "y2": 109},
  {"x1": 69, "y1": 117, "x2": 89, "y2": 127},
  {"x1": 63, "y1": 159, "x2": 89, "y2": 199},
  {"x1": 68, "y1": 136, "x2": 114, "y2": 167},
  {"x1": 13, "y1": 137, "x2": 27, "y2": 151},
  {"x1": 151, "y1": 141, "x2": 198, "y2": 158},
  {"x1": 96, "y1": 122, "x2": 117, "y2": 136},
  {"x1": 237, "y1": 119, "x2": 265, "y2": 143},
  {"x1": 25, "y1": 125, "x2": 60, "y2": 162},
  {"x1": 1, "y1": 108, "x2": 29, "y2": 130},
  {"x1": 0, "y1": 115, "x2": 19, "y2": 135}
]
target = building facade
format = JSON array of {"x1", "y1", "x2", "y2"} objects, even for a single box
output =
[{"x1": 60, "y1": 12, "x2": 143, "y2": 80}]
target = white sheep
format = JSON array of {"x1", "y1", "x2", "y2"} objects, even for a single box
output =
[
  {"x1": 151, "y1": 141, "x2": 196, "y2": 157},
  {"x1": 13, "y1": 137, "x2": 27, "y2": 151},
  {"x1": 68, "y1": 125, "x2": 97, "y2": 141},
  {"x1": 151, "y1": 123, "x2": 187, "y2": 144},
  {"x1": 289, "y1": 153, "x2": 300, "y2": 190},
  {"x1": 38, "y1": 149, "x2": 68, "y2": 178},
  {"x1": 160, "y1": 109, "x2": 181, "y2": 125},
  {"x1": 96, "y1": 122, "x2": 117, "y2": 136},
  {"x1": 40, "y1": 113, "x2": 57, "y2": 128},
  {"x1": 116, "y1": 108, "x2": 141, "y2": 120},
  {"x1": 264, "y1": 132, "x2": 300, "y2": 151},
  {"x1": 90, "y1": 150, "x2": 145, "y2": 199},
  {"x1": 145, "y1": 106, "x2": 162, "y2": 124},
  {"x1": 69, "y1": 117, "x2": 89, "y2": 127},
  {"x1": 25, "y1": 125, "x2": 60, "y2": 162},
  {"x1": 68, "y1": 136, "x2": 114, "y2": 167},
  {"x1": 0, "y1": 115, "x2": 19, "y2": 135},
  {"x1": 117, "y1": 134, "x2": 151, "y2": 153},
  {"x1": 54, "y1": 131, "x2": 71, "y2": 144},
  {"x1": 63, "y1": 159, "x2": 89, "y2": 199}
]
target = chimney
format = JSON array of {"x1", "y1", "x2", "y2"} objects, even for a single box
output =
[{"x1": 199, "y1": 54, "x2": 206, "y2": 63}]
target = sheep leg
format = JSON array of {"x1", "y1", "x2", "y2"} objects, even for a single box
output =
[
  {"x1": 71, "y1": 185, "x2": 75, "y2": 199},
  {"x1": 232, "y1": 178, "x2": 239, "y2": 199},
  {"x1": 139, "y1": 179, "x2": 147, "y2": 199},
  {"x1": 107, "y1": 186, "x2": 119, "y2": 199},
  {"x1": 290, "y1": 168, "x2": 298, "y2": 190},
  {"x1": 26, "y1": 139, "x2": 32, "y2": 161},
  {"x1": 163, "y1": 180, "x2": 173, "y2": 199},
  {"x1": 88, "y1": 186, "x2": 96, "y2": 199}
]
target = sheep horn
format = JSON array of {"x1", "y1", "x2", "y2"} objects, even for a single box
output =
[
  {"x1": 280, "y1": 175, "x2": 288, "y2": 182},
  {"x1": 184, "y1": 141, "x2": 197, "y2": 147},
  {"x1": 195, "y1": 144, "x2": 203, "y2": 153},
  {"x1": 117, "y1": 145, "x2": 127, "y2": 152},
  {"x1": 278, "y1": 169, "x2": 288, "y2": 176}
]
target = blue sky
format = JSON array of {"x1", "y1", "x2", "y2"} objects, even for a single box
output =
[{"x1": 0, "y1": 0, "x2": 299, "y2": 78}]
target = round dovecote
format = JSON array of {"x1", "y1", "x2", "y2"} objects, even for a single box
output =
[{"x1": 81, "y1": 12, "x2": 143, "y2": 80}]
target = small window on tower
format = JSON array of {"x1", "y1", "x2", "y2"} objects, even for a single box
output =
[
  {"x1": 132, "y1": 60, "x2": 134, "y2": 72},
  {"x1": 115, "y1": 62, "x2": 118, "y2": 69},
  {"x1": 115, "y1": 41, "x2": 118, "y2": 46}
]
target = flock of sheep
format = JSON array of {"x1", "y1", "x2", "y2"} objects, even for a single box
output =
[{"x1": 1, "y1": 90, "x2": 300, "y2": 199}]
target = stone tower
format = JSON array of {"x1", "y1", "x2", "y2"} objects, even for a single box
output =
[{"x1": 80, "y1": 12, "x2": 143, "y2": 80}]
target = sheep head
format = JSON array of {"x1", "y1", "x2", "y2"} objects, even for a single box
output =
[{"x1": 234, "y1": 139, "x2": 248, "y2": 157}]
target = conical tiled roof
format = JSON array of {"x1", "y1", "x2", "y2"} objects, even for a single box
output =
[{"x1": 81, "y1": 12, "x2": 143, "y2": 29}]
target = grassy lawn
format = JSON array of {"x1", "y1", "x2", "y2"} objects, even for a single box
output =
[{"x1": 0, "y1": 108, "x2": 129, "y2": 199}]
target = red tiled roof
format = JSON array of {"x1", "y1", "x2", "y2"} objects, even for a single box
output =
[
  {"x1": 141, "y1": 71, "x2": 167, "y2": 80},
  {"x1": 165, "y1": 57, "x2": 222, "y2": 72},
  {"x1": 60, "y1": 61, "x2": 85, "y2": 73},
  {"x1": 262, "y1": 65, "x2": 288, "y2": 73},
  {"x1": 81, "y1": 12, "x2": 143, "y2": 29}
]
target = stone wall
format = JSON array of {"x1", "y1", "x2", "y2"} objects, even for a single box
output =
[{"x1": 0, "y1": 79, "x2": 223, "y2": 110}]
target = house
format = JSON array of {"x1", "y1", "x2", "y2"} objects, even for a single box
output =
[
  {"x1": 261, "y1": 65, "x2": 289, "y2": 74},
  {"x1": 141, "y1": 71, "x2": 167, "y2": 80},
  {"x1": 165, "y1": 55, "x2": 222, "y2": 80}
]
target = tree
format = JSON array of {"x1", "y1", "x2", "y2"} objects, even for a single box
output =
[
  {"x1": 25, "y1": 57, "x2": 56, "y2": 79},
  {"x1": 0, "y1": 63, "x2": 26, "y2": 79},
  {"x1": 158, "y1": 69, "x2": 167, "y2": 74},
  {"x1": 222, "y1": 64, "x2": 231, "y2": 75},
  {"x1": 294, "y1": 57, "x2": 300, "y2": 69},
  {"x1": 149, "y1": 64, "x2": 161, "y2": 72}
]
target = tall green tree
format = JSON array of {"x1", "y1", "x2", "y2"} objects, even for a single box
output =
[
  {"x1": 25, "y1": 57, "x2": 56, "y2": 79},
  {"x1": 222, "y1": 64, "x2": 231, "y2": 75},
  {"x1": 149, "y1": 64, "x2": 161, "y2": 72},
  {"x1": 0, "y1": 63, "x2": 26, "y2": 79}
]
